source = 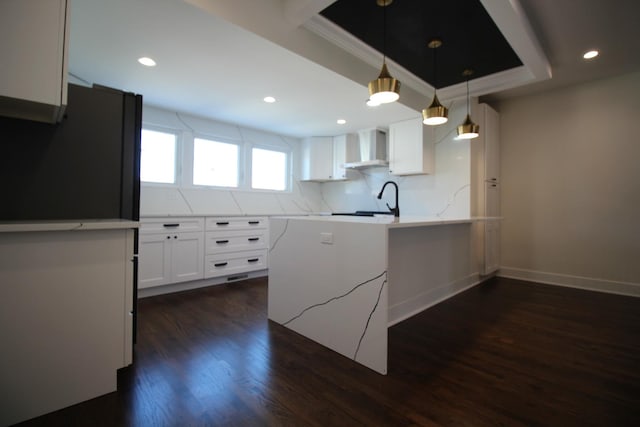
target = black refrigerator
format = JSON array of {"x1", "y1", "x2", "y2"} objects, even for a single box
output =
[{"x1": 0, "y1": 82, "x2": 142, "y2": 342}]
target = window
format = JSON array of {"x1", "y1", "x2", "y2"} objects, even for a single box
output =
[
  {"x1": 251, "y1": 147, "x2": 288, "y2": 191},
  {"x1": 193, "y1": 138, "x2": 239, "y2": 187},
  {"x1": 140, "y1": 129, "x2": 177, "y2": 184}
]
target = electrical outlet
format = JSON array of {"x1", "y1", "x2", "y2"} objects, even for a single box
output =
[{"x1": 320, "y1": 232, "x2": 333, "y2": 244}]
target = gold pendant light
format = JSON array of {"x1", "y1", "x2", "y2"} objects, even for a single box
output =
[
  {"x1": 457, "y1": 69, "x2": 479, "y2": 139},
  {"x1": 422, "y1": 39, "x2": 448, "y2": 125},
  {"x1": 368, "y1": 0, "x2": 400, "y2": 104}
]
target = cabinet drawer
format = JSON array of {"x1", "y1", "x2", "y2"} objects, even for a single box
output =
[
  {"x1": 205, "y1": 217, "x2": 267, "y2": 231},
  {"x1": 205, "y1": 229, "x2": 268, "y2": 254},
  {"x1": 140, "y1": 217, "x2": 204, "y2": 234},
  {"x1": 204, "y1": 250, "x2": 268, "y2": 278}
]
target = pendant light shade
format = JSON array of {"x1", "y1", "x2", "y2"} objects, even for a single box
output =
[
  {"x1": 368, "y1": 0, "x2": 400, "y2": 104},
  {"x1": 457, "y1": 114, "x2": 480, "y2": 139},
  {"x1": 422, "y1": 39, "x2": 448, "y2": 125},
  {"x1": 368, "y1": 62, "x2": 400, "y2": 104},
  {"x1": 457, "y1": 69, "x2": 479, "y2": 139}
]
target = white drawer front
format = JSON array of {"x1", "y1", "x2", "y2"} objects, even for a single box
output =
[
  {"x1": 205, "y1": 217, "x2": 267, "y2": 231},
  {"x1": 204, "y1": 250, "x2": 268, "y2": 278},
  {"x1": 140, "y1": 217, "x2": 204, "y2": 234},
  {"x1": 205, "y1": 229, "x2": 268, "y2": 254}
]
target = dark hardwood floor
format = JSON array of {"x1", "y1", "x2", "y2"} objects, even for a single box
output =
[{"x1": 15, "y1": 277, "x2": 640, "y2": 426}]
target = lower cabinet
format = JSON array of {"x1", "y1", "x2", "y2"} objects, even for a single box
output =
[
  {"x1": 138, "y1": 218, "x2": 204, "y2": 289},
  {"x1": 138, "y1": 216, "x2": 268, "y2": 289},
  {"x1": 205, "y1": 217, "x2": 268, "y2": 279}
]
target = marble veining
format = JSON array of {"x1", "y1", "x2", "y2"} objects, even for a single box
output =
[
  {"x1": 283, "y1": 271, "x2": 388, "y2": 360},
  {"x1": 269, "y1": 218, "x2": 290, "y2": 253}
]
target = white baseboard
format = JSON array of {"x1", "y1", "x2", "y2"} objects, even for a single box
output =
[
  {"x1": 387, "y1": 273, "x2": 483, "y2": 327},
  {"x1": 138, "y1": 269, "x2": 268, "y2": 298},
  {"x1": 498, "y1": 267, "x2": 640, "y2": 297}
]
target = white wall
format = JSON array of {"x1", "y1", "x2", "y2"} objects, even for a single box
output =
[
  {"x1": 141, "y1": 101, "x2": 475, "y2": 219},
  {"x1": 497, "y1": 71, "x2": 640, "y2": 295},
  {"x1": 321, "y1": 100, "x2": 473, "y2": 218},
  {"x1": 140, "y1": 106, "x2": 326, "y2": 216}
]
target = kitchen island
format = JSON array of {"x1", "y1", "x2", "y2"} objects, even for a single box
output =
[{"x1": 268, "y1": 215, "x2": 489, "y2": 374}]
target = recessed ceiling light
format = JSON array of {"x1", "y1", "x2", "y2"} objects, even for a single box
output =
[
  {"x1": 583, "y1": 50, "x2": 599, "y2": 60},
  {"x1": 263, "y1": 96, "x2": 276, "y2": 103},
  {"x1": 337, "y1": 119, "x2": 346, "y2": 125},
  {"x1": 138, "y1": 57, "x2": 156, "y2": 67}
]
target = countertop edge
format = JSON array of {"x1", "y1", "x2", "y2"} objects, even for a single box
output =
[{"x1": 0, "y1": 219, "x2": 140, "y2": 233}]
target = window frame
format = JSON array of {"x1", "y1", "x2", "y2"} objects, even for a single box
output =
[
  {"x1": 139, "y1": 125, "x2": 181, "y2": 187},
  {"x1": 191, "y1": 134, "x2": 242, "y2": 189},
  {"x1": 248, "y1": 143, "x2": 292, "y2": 192}
]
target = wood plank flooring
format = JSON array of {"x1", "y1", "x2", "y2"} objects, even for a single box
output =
[{"x1": 14, "y1": 277, "x2": 640, "y2": 426}]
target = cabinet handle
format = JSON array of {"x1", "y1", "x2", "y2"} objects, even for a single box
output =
[
  {"x1": 163, "y1": 223, "x2": 179, "y2": 228},
  {"x1": 248, "y1": 237, "x2": 259, "y2": 242},
  {"x1": 248, "y1": 221, "x2": 260, "y2": 225},
  {"x1": 166, "y1": 236, "x2": 171, "y2": 239},
  {"x1": 216, "y1": 221, "x2": 229, "y2": 225},
  {"x1": 491, "y1": 184, "x2": 497, "y2": 187},
  {"x1": 214, "y1": 262, "x2": 228, "y2": 267},
  {"x1": 216, "y1": 240, "x2": 229, "y2": 244},
  {"x1": 174, "y1": 235, "x2": 178, "y2": 239},
  {"x1": 247, "y1": 258, "x2": 259, "y2": 263}
]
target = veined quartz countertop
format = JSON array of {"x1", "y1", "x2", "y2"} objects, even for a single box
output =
[
  {"x1": 272, "y1": 215, "x2": 500, "y2": 229},
  {"x1": 0, "y1": 219, "x2": 140, "y2": 233}
]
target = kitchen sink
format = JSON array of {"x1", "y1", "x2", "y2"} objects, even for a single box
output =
[{"x1": 331, "y1": 210, "x2": 394, "y2": 217}]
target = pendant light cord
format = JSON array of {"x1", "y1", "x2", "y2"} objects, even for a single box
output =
[
  {"x1": 382, "y1": 2, "x2": 387, "y2": 63},
  {"x1": 466, "y1": 78, "x2": 470, "y2": 114}
]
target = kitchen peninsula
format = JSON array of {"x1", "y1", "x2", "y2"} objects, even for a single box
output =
[{"x1": 268, "y1": 215, "x2": 489, "y2": 374}]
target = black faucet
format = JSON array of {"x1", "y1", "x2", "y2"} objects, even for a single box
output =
[{"x1": 377, "y1": 181, "x2": 400, "y2": 217}]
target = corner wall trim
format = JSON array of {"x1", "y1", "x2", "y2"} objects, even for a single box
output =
[{"x1": 498, "y1": 267, "x2": 640, "y2": 298}]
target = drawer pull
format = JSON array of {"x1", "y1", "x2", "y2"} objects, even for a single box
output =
[
  {"x1": 248, "y1": 221, "x2": 260, "y2": 225},
  {"x1": 214, "y1": 262, "x2": 228, "y2": 267},
  {"x1": 216, "y1": 240, "x2": 229, "y2": 244},
  {"x1": 216, "y1": 221, "x2": 229, "y2": 226},
  {"x1": 163, "y1": 223, "x2": 179, "y2": 228},
  {"x1": 248, "y1": 237, "x2": 260, "y2": 242},
  {"x1": 247, "y1": 258, "x2": 259, "y2": 263}
]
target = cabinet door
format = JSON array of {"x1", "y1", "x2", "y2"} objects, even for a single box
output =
[
  {"x1": 332, "y1": 134, "x2": 356, "y2": 180},
  {"x1": 485, "y1": 182, "x2": 500, "y2": 217},
  {"x1": 171, "y1": 231, "x2": 204, "y2": 284},
  {"x1": 484, "y1": 221, "x2": 500, "y2": 275},
  {"x1": 389, "y1": 117, "x2": 434, "y2": 175},
  {"x1": 483, "y1": 104, "x2": 500, "y2": 183},
  {"x1": 0, "y1": 0, "x2": 69, "y2": 122},
  {"x1": 301, "y1": 137, "x2": 333, "y2": 181},
  {"x1": 138, "y1": 234, "x2": 171, "y2": 289}
]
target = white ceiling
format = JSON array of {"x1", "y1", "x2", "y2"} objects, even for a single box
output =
[{"x1": 68, "y1": 0, "x2": 640, "y2": 138}]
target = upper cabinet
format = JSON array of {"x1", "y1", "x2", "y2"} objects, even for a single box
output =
[
  {"x1": 0, "y1": 0, "x2": 69, "y2": 123},
  {"x1": 388, "y1": 117, "x2": 435, "y2": 175},
  {"x1": 300, "y1": 135, "x2": 356, "y2": 182}
]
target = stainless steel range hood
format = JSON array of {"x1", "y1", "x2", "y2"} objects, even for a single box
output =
[{"x1": 344, "y1": 128, "x2": 388, "y2": 169}]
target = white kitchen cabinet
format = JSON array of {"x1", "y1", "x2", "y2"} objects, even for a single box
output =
[
  {"x1": 388, "y1": 117, "x2": 434, "y2": 175},
  {"x1": 0, "y1": 225, "x2": 135, "y2": 426},
  {"x1": 138, "y1": 218, "x2": 205, "y2": 288},
  {"x1": 300, "y1": 135, "x2": 356, "y2": 181},
  {"x1": 0, "y1": 0, "x2": 69, "y2": 123},
  {"x1": 205, "y1": 217, "x2": 269, "y2": 279}
]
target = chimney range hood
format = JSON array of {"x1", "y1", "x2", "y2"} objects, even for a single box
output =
[{"x1": 344, "y1": 128, "x2": 388, "y2": 169}]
